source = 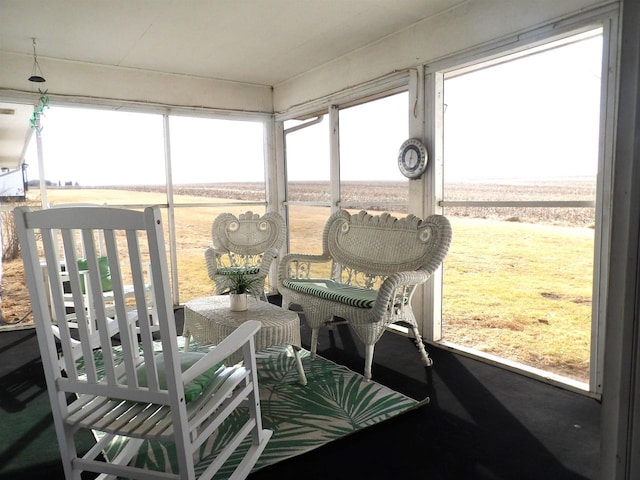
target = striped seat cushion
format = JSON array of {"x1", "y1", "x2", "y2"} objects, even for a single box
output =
[
  {"x1": 282, "y1": 278, "x2": 377, "y2": 308},
  {"x1": 217, "y1": 266, "x2": 260, "y2": 275}
]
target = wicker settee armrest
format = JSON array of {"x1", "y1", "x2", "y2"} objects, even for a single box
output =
[
  {"x1": 278, "y1": 253, "x2": 331, "y2": 284},
  {"x1": 371, "y1": 270, "x2": 433, "y2": 319}
]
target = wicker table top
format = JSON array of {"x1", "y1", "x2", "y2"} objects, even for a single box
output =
[
  {"x1": 183, "y1": 295, "x2": 301, "y2": 352},
  {"x1": 183, "y1": 295, "x2": 306, "y2": 384}
]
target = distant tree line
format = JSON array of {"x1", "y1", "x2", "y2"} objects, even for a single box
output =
[{"x1": 27, "y1": 180, "x2": 79, "y2": 187}]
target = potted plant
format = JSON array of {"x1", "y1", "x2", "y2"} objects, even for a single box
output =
[{"x1": 220, "y1": 271, "x2": 262, "y2": 311}]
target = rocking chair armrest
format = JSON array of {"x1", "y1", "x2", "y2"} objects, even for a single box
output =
[{"x1": 182, "y1": 320, "x2": 261, "y2": 384}]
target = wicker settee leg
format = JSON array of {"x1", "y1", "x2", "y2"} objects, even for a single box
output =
[
  {"x1": 410, "y1": 323, "x2": 434, "y2": 367},
  {"x1": 364, "y1": 344, "x2": 375, "y2": 381}
]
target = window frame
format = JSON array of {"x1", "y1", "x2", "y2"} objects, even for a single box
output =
[
  {"x1": 277, "y1": 76, "x2": 411, "y2": 254},
  {"x1": 16, "y1": 101, "x2": 272, "y2": 306},
  {"x1": 422, "y1": 7, "x2": 619, "y2": 396}
]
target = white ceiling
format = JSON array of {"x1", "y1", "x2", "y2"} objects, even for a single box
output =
[
  {"x1": 0, "y1": 0, "x2": 464, "y2": 87},
  {"x1": 0, "y1": 0, "x2": 465, "y2": 169}
]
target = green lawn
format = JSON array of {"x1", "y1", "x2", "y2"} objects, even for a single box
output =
[{"x1": 443, "y1": 217, "x2": 593, "y2": 383}]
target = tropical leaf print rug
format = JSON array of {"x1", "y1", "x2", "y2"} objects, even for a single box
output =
[{"x1": 100, "y1": 345, "x2": 426, "y2": 478}]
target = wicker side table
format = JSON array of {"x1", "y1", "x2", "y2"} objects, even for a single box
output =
[{"x1": 184, "y1": 295, "x2": 307, "y2": 385}]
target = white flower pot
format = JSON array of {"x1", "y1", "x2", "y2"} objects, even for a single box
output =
[{"x1": 229, "y1": 293, "x2": 248, "y2": 312}]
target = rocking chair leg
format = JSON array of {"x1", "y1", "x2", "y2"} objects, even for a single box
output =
[
  {"x1": 310, "y1": 328, "x2": 319, "y2": 360},
  {"x1": 292, "y1": 345, "x2": 308, "y2": 386}
]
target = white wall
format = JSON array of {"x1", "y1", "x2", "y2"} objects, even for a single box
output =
[
  {"x1": 273, "y1": 0, "x2": 610, "y2": 114},
  {"x1": 601, "y1": 1, "x2": 640, "y2": 477},
  {"x1": 0, "y1": 51, "x2": 273, "y2": 113}
]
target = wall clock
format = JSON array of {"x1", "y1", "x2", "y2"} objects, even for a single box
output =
[{"x1": 397, "y1": 138, "x2": 428, "y2": 179}]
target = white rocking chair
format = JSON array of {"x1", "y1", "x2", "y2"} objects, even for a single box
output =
[{"x1": 16, "y1": 205, "x2": 272, "y2": 480}]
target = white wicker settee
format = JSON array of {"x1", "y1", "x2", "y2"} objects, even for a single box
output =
[{"x1": 278, "y1": 209, "x2": 452, "y2": 381}]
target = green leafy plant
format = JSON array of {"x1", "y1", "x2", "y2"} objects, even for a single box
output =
[
  {"x1": 29, "y1": 88, "x2": 49, "y2": 133},
  {"x1": 220, "y1": 271, "x2": 262, "y2": 297}
]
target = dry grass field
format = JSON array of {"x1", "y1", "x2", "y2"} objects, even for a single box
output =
[{"x1": 1, "y1": 179, "x2": 595, "y2": 384}]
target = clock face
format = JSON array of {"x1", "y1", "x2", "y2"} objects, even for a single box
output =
[
  {"x1": 398, "y1": 139, "x2": 428, "y2": 178},
  {"x1": 403, "y1": 146, "x2": 420, "y2": 169}
]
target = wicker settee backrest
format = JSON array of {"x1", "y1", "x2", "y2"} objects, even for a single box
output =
[{"x1": 323, "y1": 210, "x2": 452, "y2": 278}]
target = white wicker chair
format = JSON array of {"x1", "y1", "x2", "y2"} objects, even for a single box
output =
[
  {"x1": 205, "y1": 211, "x2": 285, "y2": 297},
  {"x1": 16, "y1": 205, "x2": 271, "y2": 480},
  {"x1": 278, "y1": 209, "x2": 452, "y2": 381}
]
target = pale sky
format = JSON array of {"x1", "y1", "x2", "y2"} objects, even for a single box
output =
[
  {"x1": 26, "y1": 110, "x2": 265, "y2": 186},
  {"x1": 444, "y1": 30, "x2": 602, "y2": 181}
]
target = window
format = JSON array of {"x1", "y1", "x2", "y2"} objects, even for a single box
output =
[
  {"x1": 14, "y1": 107, "x2": 269, "y2": 313},
  {"x1": 26, "y1": 106, "x2": 166, "y2": 205},
  {"x1": 438, "y1": 28, "x2": 604, "y2": 390},
  {"x1": 284, "y1": 115, "x2": 330, "y2": 254},
  {"x1": 339, "y1": 92, "x2": 409, "y2": 213},
  {"x1": 169, "y1": 115, "x2": 265, "y2": 203},
  {"x1": 168, "y1": 115, "x2": 266, "y2": 300},
  {"x1": 283, "y1": 91, "x2": 410, "y2": 255}
]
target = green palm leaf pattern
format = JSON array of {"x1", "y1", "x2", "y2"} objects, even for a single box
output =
[{"x1": 92, "y1": 343, "x2": 422, "y2": 476}]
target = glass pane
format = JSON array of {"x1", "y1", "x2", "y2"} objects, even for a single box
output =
[
  {"x1": 443, "y1": 31, "x2": 602, "y2": 188},
  {"x1": 287, "y1": 205, "x2": 331, "y2": 258},
  {"x1": 25, "y1": 106, "x2": 166, "y2": 206},
  {"x1": 172, "y1": 206, "x2": 267, "y2": 303},
  {"x1": 442, "y1": 215, "x2": 594, "y2": 381},
  {"x1": 285, "y1": 116, "x2": 330, "y2": 252},
  {"x1": 285, "y1": 116, "x2": 329, "y2": 201},
  {"x1": 339, "y1": 92, "x2": 409, "y2": 211},
  {"x1": 169, "y1": 116, "x2": 265, "y2": 204},
  {"x1": 3, "y1": 107, "x2": 166, "y2": 330},
  {"x1": 441, "y1": 29, "x2": 603, "y2": 385}
]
